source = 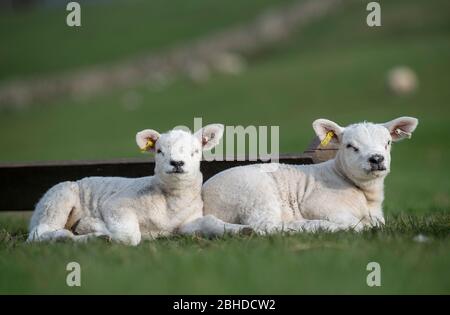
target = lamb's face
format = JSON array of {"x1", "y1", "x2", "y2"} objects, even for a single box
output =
[
  {"x1": 339, "y1": 124, "x2": 392, "y2": 180},
  {"x1": 154, "y1": 130, "x2": 202, "y2": 177},
  {"x1": 313, "y1": 117, "x2": 418, "y2": 184},
  {"x1": 136, "y1": 124, "x2": 224, "y2": 181}
]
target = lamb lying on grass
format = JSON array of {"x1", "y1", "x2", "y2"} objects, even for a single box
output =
[
  {"x1": 202, "y1": 117, "x2": 418, "y2": 233},
  {"x1": 27, "y1": 124, "x2": 250, "y2": 245}
]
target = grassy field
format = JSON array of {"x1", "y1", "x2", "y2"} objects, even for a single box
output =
[
  {"x1": 0, "y1": 212, "x2": 449, "y2": 294},
  {"x1": 0, "y1": 0, "x2": 449, "y2": 294},
  {"x1": 0, "y1": 0, "x2": 296, "y2": 81}
]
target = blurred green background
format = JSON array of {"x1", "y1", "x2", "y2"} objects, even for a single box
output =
[{"x1": 0, "y1": 0, "x2": 449, "y2": 294}]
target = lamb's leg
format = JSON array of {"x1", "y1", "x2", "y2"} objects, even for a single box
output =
[
  {"x1": 102, "y1": 207, "x2": 141, "y2": 246},
  {"x1": 178, "y1": 215, "x2": 253, "y2": 237},
  {"x1": 241, "y1": 204, "x2": 345, "y2": 234},
  {"x1": 327, "y1": 212, "x2": 367, "y2": 232},
  {"x1": 282, "y1": 212, "x2": 368, "y2": 233},
  {"x1": 29, "y1": 218, "x2": 113, "y2": 243},
  {"x1": 247, "y1": 219, "x2": 345, "y2": 234},
  {"x1": 71, "y1": 232, "x2": 112, "y2": 243},
  {"x1": 284, "y1": 219, "x2": 343, "y2": 233},
  {"x1": 72, "y1": 217, "x2": 111, "y2": 240},
  {"x1": 239, "y1": 201, "x2": 303, "y2": 235},
  {"x1": 29, "y1": 229, "x2": 109, "y2": 243},
  {"x1": 27, "y1": 181, "x2": 80, "y2": 243},
  {"x1": 29, "y1": 227, "x2": 75, "y2": 242}
]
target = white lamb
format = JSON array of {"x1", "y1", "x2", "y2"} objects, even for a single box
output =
[
  {"x1": 202, "y1": 117, "x2": 418, "y2": 233},
  {"x1": 27, "y1": 124, "x2": 249, "y2": 245}
]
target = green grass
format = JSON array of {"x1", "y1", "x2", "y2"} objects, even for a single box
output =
[
  {"x1": 0, "y1": 212, "x2": 449, "y2": 294},
  {"x1": 0, "y1": 0, "x2": 449, "y2": 294},
  {"x1": 0, "y1": 0, "x2": 296, "y2": 81}
]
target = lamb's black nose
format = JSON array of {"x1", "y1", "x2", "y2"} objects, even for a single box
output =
[
  {"x1": 170, "y1": 160, "x2": 185, "y2": 167},
  {"x1": 368, "y1": 154, "x2": 384, "y2": 165}
]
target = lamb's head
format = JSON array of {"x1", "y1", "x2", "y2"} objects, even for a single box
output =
[
  {"x1": 313, "y1": 117, "x2": 418, "y2": 184},
  {"x1": 136, "y1": 124, "x2": 224, "y2": 181}
]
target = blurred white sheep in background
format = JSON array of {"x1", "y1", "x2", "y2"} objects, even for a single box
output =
[{"x1": 387, "y1": 66, "x2": 419, "y2": 95}]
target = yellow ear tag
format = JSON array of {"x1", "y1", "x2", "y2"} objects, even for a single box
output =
[
  {"x1": 321, "y1": 131, "x2": 334, "y2": 147},
  {"x1": 141, "y1": 139, "x2": 154, "y2": 152}
]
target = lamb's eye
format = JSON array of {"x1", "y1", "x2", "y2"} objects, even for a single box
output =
[
  {"x1": 346, "y1": 144, "x2": 359, "y2": 152},
  {"x1": 157, "y1": 149, "x2": 163, "y2": 155},
  {"x1": 385, "y1": 140, "x2": 391, "y2": 150}
]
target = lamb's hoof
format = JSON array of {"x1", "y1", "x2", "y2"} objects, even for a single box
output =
[{"x1": 239, "y1": 227, "x2": 254, "y2": 236}]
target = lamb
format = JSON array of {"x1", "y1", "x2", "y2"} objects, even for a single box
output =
[
  {"x1": 27, "y1": 124, "x2": 250, "y2": 245},
  {"x1": 202, "y1": 117, "x2": 419, "y2": 233}
]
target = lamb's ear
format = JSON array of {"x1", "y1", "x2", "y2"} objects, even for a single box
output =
[
  {"x1": 382, "y1": 117, "x2": 418, "y2": 142},
  {"x1": 136, "y1": 129, "x2": 160, "y2": 152},
  {"x1": 312, "y1": 119, "x2": 344, "y2": 145},
  {"x1": 194, "y1": 124, "x2": 224, "y2": 151}
]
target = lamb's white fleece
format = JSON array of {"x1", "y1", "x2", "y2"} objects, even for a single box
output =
[
  {"x1": 203, "y1": 117, "x2": 418, "y2": 233},
  {"x1": 27, "y1": 124, "x2": 249, "y2": 245}
]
